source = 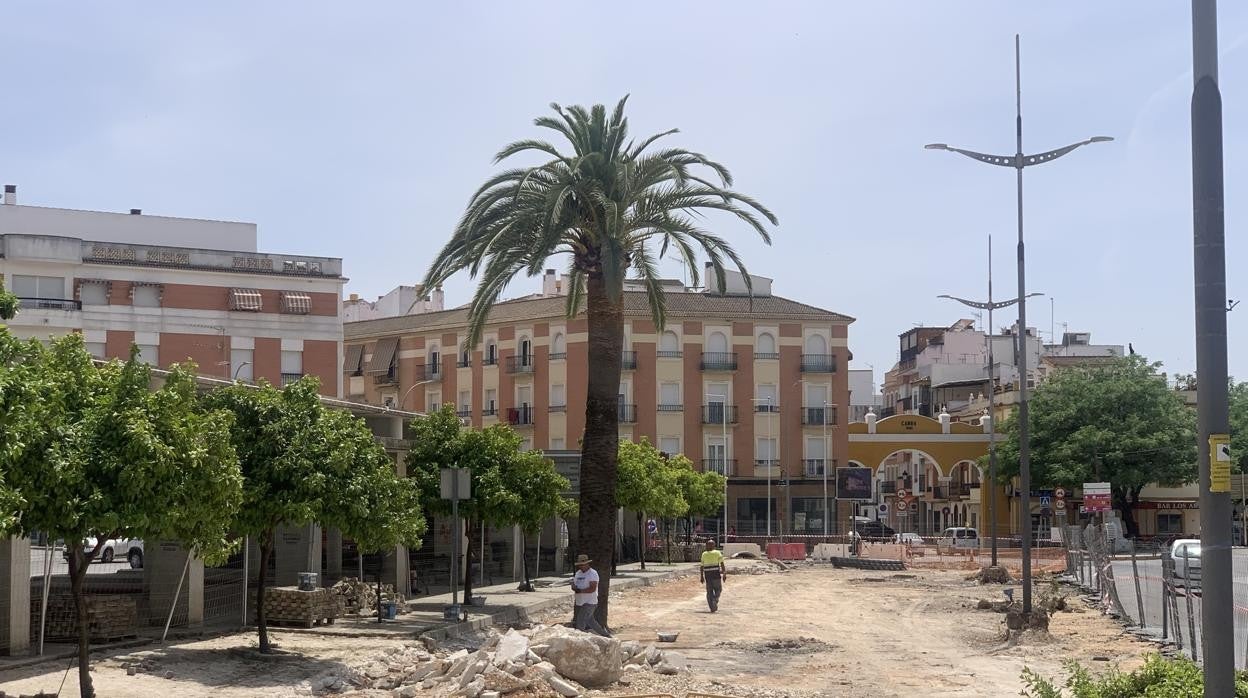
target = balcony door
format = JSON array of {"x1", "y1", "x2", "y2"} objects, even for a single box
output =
[{"x1": 706, "y1": 382, "x2": 729, "y2": 424}]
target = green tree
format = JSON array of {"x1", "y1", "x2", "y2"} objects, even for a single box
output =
[
  {"x1": 675, "y1": 457, "x2": 726, "y2": 541},
  {"x1": 1228, "y1": 380, "x2": 1248, "y2": 474},
  {"x1": 0, "y1": 281, "x2": 17, "y2": 321},
  {"x1": 406, "y1": 406, "x2": 563, "y2": 603},
  {"x1": 616, "y1": 439, "x2": 687, "y2": 566},
  {"x1": 490, "y1": 450, "x2": 576, "y2": 590},
  {"x1": 203, "y1": 378, "x2": 425, "y2": 653},
  {"x1": 995, "y1": 355, "x2": 1196, "y2": 537},
  {"x1": 0, "y1": 336, "x2": 242, "y2": 697},
  {"x1": 421, "y1": 97, "x2": 776, "y2": 624}
]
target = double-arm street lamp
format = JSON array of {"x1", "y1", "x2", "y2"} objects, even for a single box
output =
[
  {"x1": 939, "y1": 235, "x2": 1043, "y2": 568},
  {"x1": 926, "y1": 34, "x2": 1111, "y2": 615}
]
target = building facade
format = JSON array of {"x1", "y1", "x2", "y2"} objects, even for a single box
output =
[
  {"x1": 344, "y1": 268, "x2": 854, "y2": 536},
  {"x1": 0, "y1": 186, "x2": 345, "y2": 396}
]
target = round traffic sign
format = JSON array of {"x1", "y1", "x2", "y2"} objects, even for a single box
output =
[
  {"x1": 1055, "y1": 487, "x2": 1066, "y2": 499},
  {"x1": 878, "y1": 503, "x2": 889, "y2": 514},
  {"x1": 897, "y1": 488, "x2": 908, "y2": 499},
  {"x1": 1055, "y1": 499, "x2": 1067, "y2": 511},
  {"x1": 910, "y1": 502, "x2": 918, "y2": 512}
]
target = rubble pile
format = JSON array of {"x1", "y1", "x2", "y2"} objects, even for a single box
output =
[
  {"x1": 316, "y1": 625, "x2": 689, "y2": 697},
  {"x1": 330, "y1": 577, "x2": 408, "y2": 616}
]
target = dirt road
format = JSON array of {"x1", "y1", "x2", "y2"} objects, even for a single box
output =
[{"x1": 584, "y1": 562, "x2": 1153, "y2": 697}]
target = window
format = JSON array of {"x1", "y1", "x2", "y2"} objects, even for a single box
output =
[
  {"x1": 756, "y1": 438, "x2": 777, "y2": 463},
  {"x1": 659, "y1": 331, "x2": 680, "y2": 354},
  {"x1": 485, "y1": 388, "x2": 498, "y2": 415},
  {"x1": 227, "y1": 288, "x2": 261, "y2": 312},
  {"x1": 458, "y1": 390, "x2": 470, "y2": 412},
  {"x1": 281, "y1": 350, "x2": 302, "y2": 384},
  {"x1": 427, "y1": 391, "x2": 441, "y2": 413},
  {"x1": 707, "y1": 331, "x2": 729, "y2": 353},
  {"x1": 1157, "y1": 513, "x2": 1183, "y2": 535},
  {"x1": 756, "y1": 384, "x2": 778, "y2": 412},
  {"x1": 706, "y1": 438, "x2": 727, "y2": 475},
  {"x1": 429, "y1": 348, "x2": 441, "y2": 374},
  {"x1": 551, "y1": 384, "x2": 567, "y2": 407},
  {"x1": 805, "y1": 437, "x2": 826, "y2": 460},
  {"x1": 13, "y1": 275, "x2": 64, "y2": 299},
  {"x1": 460, "y1": 348, "x2": 471, "y2": 367},
  {"x1": 486, "y1": 341, "x2": 498, "y2": 365},
  {"x1": 756, "y1": 332, "x2": 777, "y2": 356},
  {"x1": 79, "y1": 282, "x2": 108, "y2": 306},
  {"x1": 551, "y1": 333, "x2": 566, "y2": 357},
  {"x1": 85, "y1": 342, "x2": 106, "y2": 359},
  {"x1": 132, "y1": 284, "x2": 162, "y2": 308},
  {"x1": 520, "y1": 338, "x2": 532, "y2": 364},
  {"x1": 804, "y1": 334, "x2": 828, "y2": 355},
  {"x1": 550, "y1": 437, "x2": 566, "y2": 450},
  {"x1": 806, "y1": 383, "x2": 829, "y2": 407},
  {"x1": 231, "y1": 348, "x2": 254, "y2": 382},
  {"x1": 280, "y1": 291, "x2": 311, "y2": 314},
  {"x1": 136, "y1": 344, "x2": 158, "y2": 366},
  {"x1": 659, "y1": 437, "x2": 680, "y2": 456},
  {"x1": 659, "y1": 382, "x2": 681, "y2": 408}
]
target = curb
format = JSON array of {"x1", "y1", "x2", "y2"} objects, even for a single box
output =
[{"x1": 419, "y1": 565, "x2": 697, "y2": 643}]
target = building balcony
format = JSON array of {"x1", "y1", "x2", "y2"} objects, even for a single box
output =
[
  {"x1": 803, "y1": 459, "x2": 827, "y2": 477},
  {"x1": 548, "y1": 404, "x2": 567, "y2": 413},
  {"x1": 657, "y1": 404, "x2": 683, "y2": 413},
  {"x1": 17, "y1": 297, "x2": 81, "y2": 311},
  {"x1": 482, "y1": 407, "x2": 498, "y2": 417},
  {"x1": 701, "y1": 405, "x2": 739, "y2": 424},
  {"x1": 281, "y1": 373, "x2": 303, "y2": 387},
  {"x1": 456, "y1": 408, "x2": 472, "y2": 418},
  {"x1": 801, "y1": 406, "x2": 837, "y2": 425},
  {"x1": 425, "y1": 363, "x2": 443, "y2": 381},
  {"x1": 754, "y1": 352, "x2": 780, "y2": 360},
  {"x1": 700, "y1": 352, "x2": 738, "y2": 371},
  {"x1": 703, "y1": 459, "x2": 736, "y2": 477},
  {"x1": 618, "y1": 403, "x2": 637, "y2": 423},
  {"x1": 505, "y1": 356, "x2": 535, "y2": 374},
  {"x1": 657, "y1": 350, "x2": 682, "y2": 359},
  {"x1": 484, "y1": 355, "x2": 499, "y2": 367},
  {"x1": 549, "y1": 352, "x2": 567, "y2": 361},
  {"x1": 753, "y1": 460, "x2": 781, "y2": 478},
  {"x1": 754, "y1": 402, "x2": 780, "y2": 414},
  {"x1": 925, "y1": 486, "x2": 948, "y2": 500},
  {"x1": 800, "y1": 354, "x2": 837, "y2": 373},
  {"x1": 621, "y1": 351, "x2": 637, "y2": 370},
  {"x1": 954, "y1": 483, "x2": 977, "y2": 498},
  {"x1": 373, "y1": 370, "x2": 398, "y2": 386},
  {"x1": 457, "y1": 357, "x2": 471, "y2": 368},
  {"x1": 507, "y1": 406, "x2": 534, "y2": 427}
]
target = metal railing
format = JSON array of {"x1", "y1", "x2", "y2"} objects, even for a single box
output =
[
  {"x1": 17, "y1": 297, "x2": 81, "y2": 311},
  {"x1": 803, "y1": 459, "x2": 827, "y2": 477},
  {"x1": 753, "y1": 460, "x2": 781, "y2": 477},
  {"x1": 657, "y1": 350, "x2": 682, "y2": 359},
  {"x1": 456, "y1": 408, "x2": 472, "y2": 418},
  {"x1": 281, "y1": 372, "x2": 303, "y2": 386},
  {"x1": 801, "y1": 354, "x2": 837, "y2": 373},
  {"x1": 754, "y1": 352, "x2": 780, "y2": 360},
  {"x1": 880, "y1": 481, "x2": 898, "y2": 494},
  {"x1": 457, "y1": 357, "x2": 471, "y2": 368},
  {"x1": 618, "y1": 404, "x2": 637, "y2": 423},
  {"x1": 482, "y1": 407, "x2": 498, "y2": 417},
  {"x1": 700, "y1": 352, "x2": 738, "y2": 371},
  {"x1": 755, "y1": 402, "x2": 781, "y2": 413},
  {"x1": 548, "y1": 352, "x2": 567, "y2": 361},
  {"x1": 373, "y1": 370, "x2": 398, "y2": 386},
  {"x1": 505, "y1": 356, "x2": 535, "y2": 374},
  {"x1": 702, "y1": 459, "x2": 736, "y2": 476},
  {"x1": 701, "y1": 405, "x2": 739, "y2": 424},
  {"x1": 484, "y1": 354, "x2": 499, "y2": 366},
  {"x1": 507, "y1": 406, "x2": 534, "y2": 426},
  {"x1": 801, "y1": 406, "x2": 836, "y2": 425},
  {"x1": 621, "y1": 351, "x2": 637, "y2": 370},
  {"x1": 548, "y1": 404, "x2": 567, "y2": 413},
  {"x1": 657, "y1": 404, "x2": 683, "y2": 412}
]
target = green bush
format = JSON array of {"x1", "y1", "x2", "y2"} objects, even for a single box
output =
[{"x1": 1021, "y1": 655, "x2": 1248, "y2": 697}]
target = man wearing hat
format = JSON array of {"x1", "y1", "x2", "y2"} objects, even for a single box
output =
[{"x1": 571, "y1": 554, "x2": 611, "y2": 637}]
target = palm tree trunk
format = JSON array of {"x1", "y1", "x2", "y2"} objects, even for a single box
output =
[
  {"x1": 69, "y1": 546, "x2": 95, "y2": 698},
  {"x1": 578, "y1": 270, "x2": 623, "y2": 628}
]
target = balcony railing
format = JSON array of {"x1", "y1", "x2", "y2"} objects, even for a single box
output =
[
  {"x1": 700, "y1": 352, "x2": 738, "y2": 371},
  {"x1": 507, "y1": 405, "x2": 534, "y2": 426},
  {"x1": 754, "y1": 352, "x2": 780, "y2": 360},
  {"x1": 505, "y1": 356, "x2": 535, "y2": 374},
  {"x1": 281, "y1": 372, "x2": 303, "y2": 386},
  {"x1": 801, "y1": 406, "x2": 837, "y2": 425},
  {"x1": 702, "y1": 459, "x2": 736, "y2": 476},
  {"x1": 657, "y1": 350, "x2": 682, "y2": 359},
  {"x1": 800, "y1": 354, "x2": 837, "y2": 373},
  {"x1": 657, "y1": 404, "x2": 683, "y2": 412},
  {"x1": 927, "y1": 486, "x2": 948, "y2": 500},
  {"x1": 456, "y1": 408, "x2": 472, "y2": 418},
  {"x1": 880, "y1": 481, "x2": 898, "y2": 494},
  {"x1": 17, "y1": 297, "x2": 81, "y2": 311},
  {"x1": 621, "y1": 351, "x2": 637, "y2": 370},
  {"x1": 701, "y1": 405, "x2": 739, "y2": 424},
  {"x1": 803, "y1": 459, "x2": 827, "y2": 477},
  {"x1": 549, "y1": 352, "x2": 567, "y2": 361},
  {"x1": 427, "y1": 362, "x2": 443, "y2": 381},
  {"x1": 548, "y1": 404, "x2": 567, "y2": 413},
  {"x1": 484, "y1": 353, "x2": 499, "y2": 366},
  {"x1": 373, "y1": 370, "x2": 398, "y2": 386},
  {"x1": 753, "y1": 460, "x2": 781, "y2": 478},
  {"x1": 954, "y1": 483, "x2": 976, "y2": 497},
  {"x1": 457, "y1": 357, "x2": 471, "y2": 368},
  {"x1": 618, "y1": 404, "x2": 637, "y2": 423},
  {"x1": 482, "y1": 407, "x2": 498, "y2": 417},
  {"x1": 755, "y1": 402, "x2": 780, "y2": 413}
]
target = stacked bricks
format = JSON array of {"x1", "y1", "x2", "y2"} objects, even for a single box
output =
[
  {"x1": 31, "y1": 595, "x2": 138, "y2": 641},
  {"x1": 263, "y1": 586, "x2": 338, "y2": 627}
]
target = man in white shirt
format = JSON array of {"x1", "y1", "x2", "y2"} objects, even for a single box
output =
[{"x1": 571, "y1": 554, "x2": 611, "y2": 637}]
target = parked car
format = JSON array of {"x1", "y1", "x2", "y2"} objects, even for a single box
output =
[
  {"x1": 893, "y1": 532, "x2": 924, "y2": 546},
  {"x1": 937, "y1": 527, "x2": 979, "y2": 553},
  {"x1": 852, "y1": 519, "x2": 895, "y2": 539},
  {"x1": 64, "y1": 537, "x2": 143, "y2": 567},
  {"x1": 1170, "y1": 538, "x2": 1201, "y2": 586}
]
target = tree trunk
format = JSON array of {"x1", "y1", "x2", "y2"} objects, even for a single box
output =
[
  {"x1": 69, "y1": 546, "x2": 95, "y2": 698},
  {"x1": 578, "y1": 270, "x2": 623, "y2": 628},
  {"x1": 637, "y1": 512, "x2": 645, "y2": 570},
  {"x1": 257, "y1": 534, "x2": 274, "y2": 653},
  {"x1": 462, "y1": 518, "x2": 475, "y2": 605},
  {"x1": 520, "y1": 531, "x2": 533, "y2": 591},
  {"x1": 1113, "y1": 487, "x2": 1140, "y2": 539}
]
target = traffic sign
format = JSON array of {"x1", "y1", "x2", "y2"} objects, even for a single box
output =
[
  {"x1": 1039, "y1": 496, "x2": 1051, "y2": 507},
  {"x1": 878, "y1": 503, "x2": 889, "y2": 514},
  {"x1": 1055, "y1": 499, "x2": 1067, "y2": 511},
  {"x1": 1083, "y1": 482, "x2": 1111, "y2": 495},
  {"x1": 909, "y1": 502, "x2": 918, "y2": 512},
  {"x1": 1211, "y1": 434, "x2": 1232, "y2": 493},
  {"x1": 1055, "y1": 487, "x2": 1066, "y2": 499}
]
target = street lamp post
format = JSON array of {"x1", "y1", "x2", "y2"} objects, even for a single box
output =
[
  {"x1": 232, "y1": 361, "x2": 252, "y2": 381},
  {"x1": 823, "y1": 401, "x2": 834, "y2": 538},
  {"x1": 939, "y1": 236, "x2": 1043, "y2": 568},
  {"x1": 925, "y1": 35, "x2": 1111, "y2": 614}
]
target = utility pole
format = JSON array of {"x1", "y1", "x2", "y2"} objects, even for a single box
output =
[
  {"x1": 925, "y1": 35, "x2": 1111, "y2": 614},
  {"x1": 1192, "y1": 1, "x2": 1233, "y2": 692}
]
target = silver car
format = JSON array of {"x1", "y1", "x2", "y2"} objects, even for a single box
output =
[{"x1": 1170, "y1": 538, "x2": 1202, "y2": 586}]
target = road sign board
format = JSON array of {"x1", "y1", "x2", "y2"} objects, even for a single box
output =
[
  {"x1": 1055, "y1": 499, "x2": 1067, "y2": 511},
  {"x1": 440, "y1": 468, "x2": 472, "y2": 500},
  {"x1": 1083, "y1": 493, "x2": 1112, "y2": 513},
  {"x1": 1211, "y1": 434, "x2": 1232, "y2": 493},
  {"x1": 909, "y1": 502, "x2": 918, "y2": 512},
  {"x1": 1083, "y1": 482, "x2": 1111, "y2": 495},
  {"x1": 1055, "y1": 487, "x2": 1066, "y2": 499},
  {"x1": 878, "y1": 503, "x2": 889, "y2": 514},
  {"x1": 1039, "y1": 496, "x2": 1051, "y2": 507}
]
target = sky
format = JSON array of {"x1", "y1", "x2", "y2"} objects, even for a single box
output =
[{"x1": 2, "y1": 2, "x2": 1246, "y2": 387}]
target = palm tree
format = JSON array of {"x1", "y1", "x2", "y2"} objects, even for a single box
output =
[{"x1": 422, "y1": 96, "x2": 776, "y2": 626}]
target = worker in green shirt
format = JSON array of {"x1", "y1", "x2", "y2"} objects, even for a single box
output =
[{"x1": 699, "y1": 539, "x2": 727, "y2": 612}]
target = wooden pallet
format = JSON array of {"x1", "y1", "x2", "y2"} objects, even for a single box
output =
[
  {"x1": 263, "y1": 587, "x2": 339, "y2": 628},
  {"x1": 266, "y1": 616, "x2": 336, "y2": 629}
]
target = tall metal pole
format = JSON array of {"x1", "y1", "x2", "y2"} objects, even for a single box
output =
[
  {"x1": 1192, "y1": 1, "x2": 1233, "y2": 690},
  {"x1": 723, "y1": 399, "x2": 729, "y2": 540},
  {"x1": 767, "y1": 396, "x2": 773, "y2": 538},
  {"x1": 823, "y1": 401, "x2": 830, "y2": 538},
  {"x1": 986, "y1": 237, "x2": 999, "y2": 568},
  {"x1": 1012, "y1": 34, "x2": 1036, "y2": 615}
]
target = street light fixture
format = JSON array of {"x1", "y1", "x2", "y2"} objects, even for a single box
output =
[
  {"x1": 926, "y1": 34, "x2": 1111, "y2": 615},
  {"x1": 232, "y1": 361, "x2": 252, "y2": 381},
  {"x1": 939, "y1": 236, "x2": 1044, "y2": 568},
  {"x1": 399, "y1": 380, "x2": 435, "y2": 412}
]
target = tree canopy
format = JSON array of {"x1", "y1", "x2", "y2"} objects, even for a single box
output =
[
  {"x1": 616, "y1": 438, "x2": 687, "y2": 521},
  {"x1": 994, "y1": 354, "x2": 1196, "y2": 537}
]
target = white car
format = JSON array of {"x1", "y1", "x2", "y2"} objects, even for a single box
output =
[
  {"x1": 1170, "y1": 539, "x2": 1201, "y2": 586},
  {"x1": 937, "y1": 527, "x2": 979, "y2": 553},
  {"x1": 893, "y1": 533, "x2": 924, "y2": 546},
  {"x1": 66, "y1": 538, "x2": 144, "y2": 567}
]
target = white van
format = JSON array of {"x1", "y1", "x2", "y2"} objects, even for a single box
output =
[{"x1": 938, "y1": 527, "x2": 979, "y2": 553}]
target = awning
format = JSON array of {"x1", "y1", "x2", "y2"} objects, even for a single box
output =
[
  {"x1": 344, "y1": 344, "x2": 364, "y2": 374},
  {"x1": 229, "y1": 288, "x2": 263, "y2": 312},
  {"x1": 366, "y1": 337, "x2": 400, "y2": 374},
  {"x1": 281, "y1": 291, "x2": 312, "y2": 315}
]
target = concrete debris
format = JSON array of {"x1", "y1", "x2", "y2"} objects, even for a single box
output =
[
  {"x1": 330, "y1": 576, "x2": 408, "y2": 616},
  {"x1": 334, "y1": 624, "x2": 687, "y2": 697}
]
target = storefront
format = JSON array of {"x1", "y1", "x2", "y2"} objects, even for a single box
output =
[{"x1": 1133, "y1": 500, "x2": 1200, "y2": 537}]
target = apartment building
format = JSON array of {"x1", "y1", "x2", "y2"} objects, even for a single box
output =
[
  {"x1": 0, "y1": 185, "x2": 345, "y2": 396},
  {"x1": 344, "y1": 267, "x2": 853, "y2": 534}
]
